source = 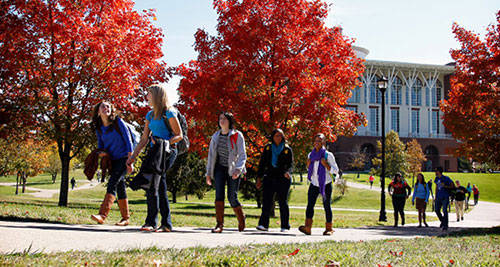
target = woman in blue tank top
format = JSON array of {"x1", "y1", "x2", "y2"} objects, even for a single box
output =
[
  {"x1": 128, "y1": 84, "x2": 183, "y2": 232},
  {"x1": 90, "y1": 101, "x2": 133, "y2": 226}
]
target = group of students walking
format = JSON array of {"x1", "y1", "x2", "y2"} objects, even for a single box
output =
[
  {"x1": 87, "y1": 84, "x2": 339, "y2": 234},
  {"x1": 388, "y1": 166, "x2": 480, "y2": 231}
]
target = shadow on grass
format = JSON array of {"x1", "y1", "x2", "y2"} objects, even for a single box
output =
[{"x1": 443, "y1": 227, "x2": 500, "y2": 237}]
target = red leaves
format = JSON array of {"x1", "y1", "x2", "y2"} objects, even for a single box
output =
[
  {"x1": 449, "y1": 259, "x2": 455, "y2": 265},
  {"x1": 288, "y1": 248, "x2": 300, "y2": 256},
  {"x1": 388, "y1": 250, "x2": 403, "y2": 257},
  {"x1": 377, "y1": 264, "x2": 392, "y2": 267}
]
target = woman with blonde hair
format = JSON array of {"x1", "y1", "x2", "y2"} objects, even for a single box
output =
[{"x1": 128, "y1": 84, "x2": 183, "y2": 232}]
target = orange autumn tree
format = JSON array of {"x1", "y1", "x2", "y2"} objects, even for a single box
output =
[
  {"x1": 178, "y1": 0, "x2": 365, "y2": 166},
  {"x1": 0, "y1": 0, "x2": 167, "y2": 206},
  {"x1": 442, "y1": 10, "x2": 500, "y2": 165}
]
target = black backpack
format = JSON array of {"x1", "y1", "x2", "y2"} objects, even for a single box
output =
[{"x1": 163, "y1": 109, "x2": 189, "y2": 155}]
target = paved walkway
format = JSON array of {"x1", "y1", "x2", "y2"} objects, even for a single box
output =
[
  {"x1": 0, "y1": 200, "x2": 498, "y2": 253},
  {"x1": 0, "y1": 181, "x2": 98, "y2": 198}
]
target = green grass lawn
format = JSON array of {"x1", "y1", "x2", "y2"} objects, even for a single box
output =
[
  {"x1": 0, "y1": 169, "x2": 89, "y2": 190},
  {"x1": 344, "y1": 172, "x2": 500, "y2": 203},
  {"x1": 1, "y1": 227, "x2": 498, "y2": 266}
]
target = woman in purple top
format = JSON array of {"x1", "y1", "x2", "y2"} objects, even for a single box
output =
[
  {"x1": 90, "y1": 101, "x2": 133, "y2": 226},
  {"x1": 298, "y1": 133, "x2": 339, "y2": 236}
]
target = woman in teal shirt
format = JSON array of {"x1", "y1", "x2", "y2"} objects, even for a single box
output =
[{"x1": 412, "y1": 173, "x2": 430, "y2": 227}]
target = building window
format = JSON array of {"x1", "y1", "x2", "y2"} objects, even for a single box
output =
[
  {"x1": 432, "y1": 110, "x2": 440, "y2": 134},
  {"x1": 411, "y1": 79, "x2": 422, "y2": 106},
  {"x1": 411, "y1": 109, "x2": 420, "y2": 134},
  {"x1": 348, "y1": 86, "x2": 361, "y2": 103},
  {"x1": 369, "y1": 76, "x2": 381, "y2": 104},
  {"x1": 369, "y1": 107, "x2": 379, "y2": 134},
  {"x1": 432, "y1": 80, "x2": 442, "y2": 107},
  {"x1": 391, "y1": 77, "x2": 402, "y2": 105},
  {"x1": 346, "y1": 106, "x2": 358, "y2": 113},
  {"x1": 391, "y1": 108, "x2": 400, "y2": 132}
]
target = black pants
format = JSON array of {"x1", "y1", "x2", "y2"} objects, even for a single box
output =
[
  {"x1": 258, "y1": 174, "x2": 291, "y2": 229},
  {"x1": 106, "y1": 158, "x2": 128, "y2": 199},
  {"x1": 392, "y1": 196, "x2": 406, "y2": 225},
  {"x1": 305, "y1": 183, "x2": 332, "y2": 222}
]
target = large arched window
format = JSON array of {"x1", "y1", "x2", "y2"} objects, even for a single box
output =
[
  {"x1": 432, "y1": 80, "x2": 442, "y2": 107},
  {"x1": 411, "y1": 78, "x2": 422, "y2": 106},
  {"x1": 391, "y1": 77, "x2": 402, "y2": 105},
  {"x1": 369, "y1": 75, "x2": 381, "y2": 104},
  {"x1": 348, "y1": 86, "x2": 361, "y2": 103}
]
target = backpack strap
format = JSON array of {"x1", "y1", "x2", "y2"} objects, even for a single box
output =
[{"x1": 162, "y1": 109, "x2": 174, "y2": 134}]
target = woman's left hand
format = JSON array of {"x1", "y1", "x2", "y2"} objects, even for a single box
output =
[
  {"x1": 232, "y1": 169, "x2": 240, "y2": 179},
  {"x1": 284, "y1": 172, "x2": 291, "y2": 179}
]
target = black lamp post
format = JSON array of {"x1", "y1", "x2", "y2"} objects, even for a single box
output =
[{"x1": 378, "y1": 76, "x2": 388, "y2": 222}]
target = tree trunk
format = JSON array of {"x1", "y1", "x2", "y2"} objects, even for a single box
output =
[
  {"x1": 185, "y1": 194, "x2": 188, "y2": 201},
  {"x1": 299, "y1": 172, "x2": 303, "y2": 182},
  {"x1": 15, "y1": 172, "x2": 19, "y2": 195},
  {"x1": 58, "y1": 153, "x2": 71, "y2": 207},
  {"x1": 52, "y1": 173, "x2": 57, "y2": 184},
  {"x1": 172, "y1": 190, "x2": 177, "y2": 203},
  {"x1": 22, "y1": 171, "x2": 26, "y2": 193}
]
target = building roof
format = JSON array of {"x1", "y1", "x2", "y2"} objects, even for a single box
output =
[{"x1": 365, "y1": 59, "x2": 455, "y2": 74}]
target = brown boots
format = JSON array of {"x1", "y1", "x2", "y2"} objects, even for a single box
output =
[
  {"x1": 233, "y1": 205, "x2": 245, "y2": 232},
  {"x1": 91, "y1": 194, "x2": 130, "y2": 226},
  {"x1": 212, "y1": 202, "x2": 246, "y2": 233},
  {"x1": 298, "y1": 218, "x2": 313, "y2": 235},
  {"x1": 115, "y1": 199, "x2": 130, "y2": 226},
  {"x1": 212, "y1": 201, "x2": 224, "y2": 233},
  {"x1": 91, "y1": 193, "x2": 115, "y2": 224},
  {"x1": 323, "y1": 222, "x2": 334, "y2": 235}
]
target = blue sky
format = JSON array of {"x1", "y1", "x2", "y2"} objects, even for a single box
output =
[{"x1": 133, "y1": 0, "x2": 498, "y2": 102}]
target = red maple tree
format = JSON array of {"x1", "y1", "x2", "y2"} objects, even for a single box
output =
[
  {"x1": 177, "y1": 0, "x2": 366, "y2": 170},
  {"x1": 0, "y1": 0, "x2": 167, "y2": 206},
  {"x1": 442, "y1": 10, "x2": 500, "y2": 165}
]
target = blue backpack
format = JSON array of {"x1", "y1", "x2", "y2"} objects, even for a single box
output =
[{"x1": 122, "y1": 121, "x2": 141, "y2": 150}]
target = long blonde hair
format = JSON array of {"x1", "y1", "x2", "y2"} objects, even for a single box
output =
[{"x1": 147, "y1": 84, "x2": 172, "y2": 119}]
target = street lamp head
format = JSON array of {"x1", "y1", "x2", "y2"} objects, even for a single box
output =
[{"x1": 377, "y1": 76, "x2": 388, "y2": 92}]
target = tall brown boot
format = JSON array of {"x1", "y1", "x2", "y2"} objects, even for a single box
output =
[
  {"x1": 212, "y1": 201, "x2": 224, "y2": 233},
  {"x1": 323, "y1": 222, "x2": 334, "y2": 235},
  {"x1": 233, "y1": 206, "x2": 246, "y2": 232},
  {"x1": 115, "y1": 199, "x2": 130, "y2": 226},
  {"x1": 298, "y1": 218, "x2": 313, "y2": 235},
  {"x1": 91, "y1": 193, "x2": 115, "y2": 224}
]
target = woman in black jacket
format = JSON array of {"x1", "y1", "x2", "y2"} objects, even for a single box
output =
[{"x1": 256, "y1": 129, "x2": 293, "y2": 232}]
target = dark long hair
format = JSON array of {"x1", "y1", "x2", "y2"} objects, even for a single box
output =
[
  {"x1": 270, "y1": 128, "x2": 286, "y2": 144},
  {"x1": 91, "y1": 102, "x2": 120, "y2": 135},
  {"x1": 218, "y1": 112, "x2": 235, "y2": 129},
  {"x1": 417, "y1": 173, "x2": 426, "y2": 189}
]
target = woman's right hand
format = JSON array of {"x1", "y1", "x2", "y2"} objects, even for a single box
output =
[{"x1": 206, "y1": 175, "x2": 212, "y2": 186}]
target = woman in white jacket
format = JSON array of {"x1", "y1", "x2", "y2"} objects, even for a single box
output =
[{"x1": 206, "y1": 112, "x2": 247, "y2": 233}]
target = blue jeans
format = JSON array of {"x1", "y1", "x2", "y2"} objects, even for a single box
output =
[
  {"x1": 145, "y1": 148, "x2": 177, "y2": 229},
  {"x1": 107, "y1": 158, "x2": 128, "y2": 199},
  {"x1": 435, "y1": 197, "x2": 449, "y2": 229},
  {"x1": 214, "y1": 163, "x2": 241, "y2": 207},
  {"x1": 306, "y1": 183, "x2": 332, "y2": 222}
]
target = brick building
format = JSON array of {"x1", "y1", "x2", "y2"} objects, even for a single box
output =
[{"x1": 332, "y1": 47, "x2": 459, "y2": 172}]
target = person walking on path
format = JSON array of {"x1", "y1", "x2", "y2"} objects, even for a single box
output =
[
  {"x1": 466, "y1": 182, "x2": 472, "y2": 210},
  {"x1": 473, "y1": 184, "x2": 480, "y2": 205},
  {"x1": 454, "y1": 180, "x2": 467, "y2": 222},
  {"x1": 388, "y1": 173, "x2": 411, "y2": 227},
  {"x1": 412, "y1": 173, "x2": 429, "y2": 227},
  {"x1": 90, "y1": 101, "x2": 134, "y2": 226},
  {"x1": 434, "y1": 166, "x2": 455, "y2": 231},
  {"x1": 298, "y1": 133, "x2": 339, "y2": 236},
  {"x1": 369, "y1": 175, "x2": 374, "y2": 189},
  {"x1": 70, "y1": 177, "x2": 76, "y2": 190},
  {"x1": 127, "y1": 85, "x2": 183, "y2": 232},
  {"x1": 256, "y1": 129, "x2": 293, "y2": 232},
  {"x1": 206, "y1": 112, "x2": 247, "y2": 233}
]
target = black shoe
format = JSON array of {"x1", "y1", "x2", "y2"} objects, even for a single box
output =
[
  {"x1": 461, "y1": 217, "x2": 464, "y2": 220},
  {"x1": 418, "y1": 225, "x2": 422, "y2": 228},
  {"x1": 457, "y1": 218, "x2": 460, "y2": 222},
  {"x1": 424, "y1": 222, "x2": 429, "y2": 227}
]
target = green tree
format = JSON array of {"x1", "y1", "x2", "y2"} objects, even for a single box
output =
[
  {"x1": 371, "y1": 131, "x2": 409, "y2": 179},
  {"x1": 165, "y1": 153, "x2": 209, "y2": 203}
]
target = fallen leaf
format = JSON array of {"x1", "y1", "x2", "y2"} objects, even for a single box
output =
[
  {"x1": 152, "y1": 259, "x2": 162, "y2": 267},
  {"x1": 325, "y1": 260, "x2": 340, "y2": 267},
  {"x1": 398, "y1": 251, "x2": 403, "y2": 256},
  {"x1": 449, "y1": 259, "x2": 454, "y2": 264},
  {"x1": 288, "y1": 248, "x2": 300, "y2": 256}
]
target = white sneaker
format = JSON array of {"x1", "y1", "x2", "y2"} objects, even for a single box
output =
[
  {"x1": 256, "y1": 225, "x2": 268, "y2": 231},
  {"x1": 280, "y1": 228, "x2": 289, "y2": 233}
]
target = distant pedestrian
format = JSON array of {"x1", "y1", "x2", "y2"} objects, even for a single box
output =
[
  {"x1": 466, "y1": 182, "x2": 472, "y2": 210},
  {"x1": 298, "y1": 133, "x2": 339, "y2": 236},
  {"x1": 256, "y1": 129, "x2": 293, "y2": 232},
  {"x1": 412, "y1": 173, "x2": 429, "y2": 227},
  {"x1": 473, "y1": 184, "x2": 479, "y2": 205},
  {"x1": 388, "y1": 173, "x2": 411, "y2": 227},
  {"x1": 205, "y1": 112, "x2": 247, "y2": 233},
  {"x1": 70, "y1": 177, "x2": 76, "y2": 190},
  {"x1": 454, "y1": 180, "x2": 466, "y2": 221},
  {"x1": 369, "y1": 175, "x2": 374, "y2": 189},
  {"x1": 434, "y1": 166, "x2": 455, "y2": 231}
]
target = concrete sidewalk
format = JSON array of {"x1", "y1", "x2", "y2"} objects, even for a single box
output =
[{"x1": 1, "y1": 201, "x2": 498, "y2": 253}]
